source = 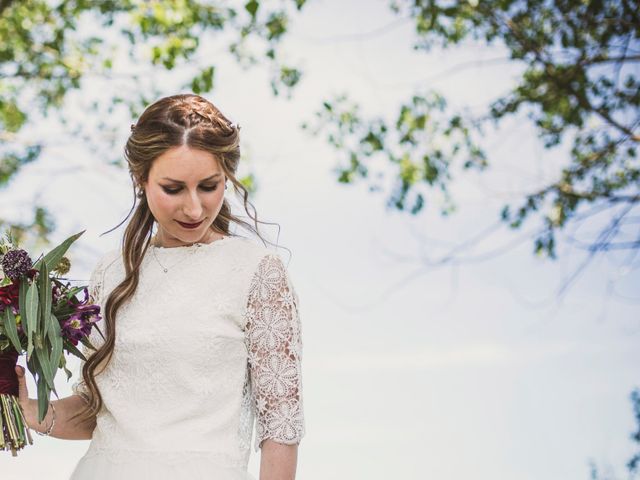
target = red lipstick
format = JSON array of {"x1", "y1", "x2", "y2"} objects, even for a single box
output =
[{"x1": 176, "y1": 219, "x2": 204, "y2": 229}]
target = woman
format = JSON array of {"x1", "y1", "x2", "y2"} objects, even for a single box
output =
[{"x1": 14, "y1": 93, "x2": 305, "y2": 479}]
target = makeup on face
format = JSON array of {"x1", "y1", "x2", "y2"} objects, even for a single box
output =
[
  {"x1": 143, "y1": 146, "x2": 226, "y2": 248},
  {"x1": 160, "y1": 173, "x2": 222, "y2": 194},
  {"x1": 176, "y1": 219, "x2": 204, "y2": 229}
]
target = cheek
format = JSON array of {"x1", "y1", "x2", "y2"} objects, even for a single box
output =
[
  {"x1": 205, "y1": 188, "x2": 225, "y2": 208},
  {"x1": 148, "y1": 189, "x2": 176, "y2": 217}
]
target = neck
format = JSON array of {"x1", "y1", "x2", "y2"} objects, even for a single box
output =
[{"x1": 152, "y1": 229, "x2": 221, "y2": 248}]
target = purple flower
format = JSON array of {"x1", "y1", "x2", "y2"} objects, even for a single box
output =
[
  {"x1": 61, "y1": 304, "x2": 101, "y2": 345},
  {"x1": 74, "y1": 304, "x2": 101, "y2": 324},
  {"x1": 79, "y1": 287, "x2": 90, "y2": 305},
  {"x1": 52, "y1": 284, "x2": 62, "y2": 304},
  {"x1": 1, "y1": 249, "x2": 33, "y2": 280},
  {"x1": 61, "y1": 315, "x2": 90, "y2": 344}
]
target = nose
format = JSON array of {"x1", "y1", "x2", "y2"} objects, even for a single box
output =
[{"x1": 182, "y1": 189, "x2": 203, "y2": 221}]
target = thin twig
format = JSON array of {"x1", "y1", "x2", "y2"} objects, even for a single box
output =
[{"x1": 555, "y1": 201, "x2": 637, "y2": 300}]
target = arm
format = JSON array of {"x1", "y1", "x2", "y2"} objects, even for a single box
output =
[
  {"x1": 244, "y1": 253, "x2": 306, "y2": 480},
  {"x1": 15, "y1": 366, "x2": 96, "y2": 440},
  {"x1": 15, "y1": 253, "x2": 107, "y2": 441},
  {"x1": 259, "y1": 440, "x2": 299, "y2": 480}
]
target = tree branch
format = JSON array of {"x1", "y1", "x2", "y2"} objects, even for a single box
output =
[
  {"x1": 583, "y1": 54, "x2": 640, "y2": 65},
  {"x1": 555, "y1": 201, "x2": 636, "y2": 299},
  {"x1": 590, "y1": 240, "x2": 640, "y2": 251},
  {"x1": 556, "y1": 185, "x2": 640, "y2": 204},
  {"x1": 0, "y1": 0, "x2": 14, "y2": 16},
  {"x1": 490, "y1": 9, "x2": 640, "y2": 142}
]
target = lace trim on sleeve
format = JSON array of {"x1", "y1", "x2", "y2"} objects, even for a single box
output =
[
  {"x1": 71, "y1": 342, "x2": 91, "y2": 403},
  {"x1": 244, "y1": 253, "x2": 305, "y2": 452},
  {"x1": 71, "y1": 257, "x2": 106, "y2": 401}
]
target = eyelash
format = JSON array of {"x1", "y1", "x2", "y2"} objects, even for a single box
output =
[{"x1": 162, "y1": 185, "x2": 218, "y2": 195}]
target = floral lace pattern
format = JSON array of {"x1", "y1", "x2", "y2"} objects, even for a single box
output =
[
  {"x1": 67, "y1": 240, "x2": 305, "y2": 478},
  {"x1": 71, "y1": 253, "x2": 110, "y2": 401},
  {"x1": 244, "y1": 254, "x2": 305, "y2": 452}
]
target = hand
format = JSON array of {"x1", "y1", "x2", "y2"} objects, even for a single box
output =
[{"x1": 14, "y1": 365, "x2": 36, "y2": 427}]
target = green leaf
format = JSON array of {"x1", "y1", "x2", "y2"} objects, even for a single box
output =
[
  {"x1": 26, "y1": 349, "x2": 37, "y2": 378},
  {"x1": 18, "y1": 278, "x2": 28, "y2": 326},
  {"x1": 35, "y1": 344, "x2": 55, "y2": 390},
  {"x1": 33, "y1": 230, "x2": 85, "y2": 272},
  {"x1": 60, "y1": 285, "x2": 85, "y2": 302},
  {"x1": 190, "y1": 65, "x2": 215, "y2": 94},
  {"x1": 35, "y1": 370, "x2": 51, "y2": 424},
  {"x1": 245, "y1": 0, "x2": 259, "y2": 18},
  {"x1": 38, "y1": 261, "x2": 52, "y2": 337},
  {"x1": 25, "y1": 282, "x2": 40, "y2": 361},
  {"x1": 62, "y1": 363, "x2": 73, "y2": 381},
  {"x1": 3, "y1": 308, "x2": 22, "y2": 353},
  {"x1": 64, "y1": 340, "x2": 87, "y2": 361},
  {"x1": 0, "y1": 101, "x2": 27, "y2": 133},
  {"x1": 48, "y1": 313, "x2": 63, "y2": 381},
  {"x1": 34, "y1": 331, "x2": 43, "y2": 350}
]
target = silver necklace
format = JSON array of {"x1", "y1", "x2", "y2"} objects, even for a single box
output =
[
  {"x1": 150, "y1": 242, "x2": 202, "y2": 273},
  {"x1": 149, "y1": 233, "x2": 224, "y2": 273}
]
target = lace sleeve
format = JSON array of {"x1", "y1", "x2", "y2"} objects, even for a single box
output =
[
  {"x1": 71, "y1": 257, "x2": 105, "y2": 401},
  {"x1": 244, "y1": 253, "x2": 305, "y2": 452}
]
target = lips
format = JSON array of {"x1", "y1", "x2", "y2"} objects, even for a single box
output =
[{"x1": 176, "y1": 219, "x2": 204, "y2": 229}]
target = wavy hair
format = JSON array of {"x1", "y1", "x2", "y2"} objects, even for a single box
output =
[{"x1": 69, "y1": 93, "x2": 280, "y2": 426}]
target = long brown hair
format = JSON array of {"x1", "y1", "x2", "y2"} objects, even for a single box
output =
[{"x1": 70, "y1": 93, "x2": 279, "y2": 426}]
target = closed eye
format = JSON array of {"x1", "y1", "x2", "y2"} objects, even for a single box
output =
[{"x1": 162, "y1": 184, "x2": 218, "y2": 195}]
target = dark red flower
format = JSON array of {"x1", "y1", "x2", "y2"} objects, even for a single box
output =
[{"x1": 0, "y1": 282, "x2": 19, "y2": 308}]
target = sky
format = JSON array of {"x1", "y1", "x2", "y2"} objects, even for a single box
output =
[{"x1": 2, "y1": 1, "x2": 639, "y2": 479}]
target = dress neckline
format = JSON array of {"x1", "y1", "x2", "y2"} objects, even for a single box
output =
[{"x1": 149, "y1": 235, "x2": 240, "y2": 252}]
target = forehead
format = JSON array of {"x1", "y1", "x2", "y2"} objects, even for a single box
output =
[{"x1": 149, "y1": 145, "x2": 222, "y2": 179}]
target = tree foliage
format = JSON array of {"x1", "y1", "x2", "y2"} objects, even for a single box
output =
[
  {"x1": 306, "y1": 0, "x2": 639, "y2": 259},
  {"x1": 2, "y1": 0, "x2": 639, "y2": 261},
  {"x1": 0, "y1": 0, "x2": 306, "y2": 241},
  {"x1": 590, "y1": 388, "x2": 640, "y2": 480}
]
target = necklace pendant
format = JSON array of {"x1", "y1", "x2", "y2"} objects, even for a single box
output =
[{"x1": 163, "y1": 268, "x2": 168, "y2": 273}]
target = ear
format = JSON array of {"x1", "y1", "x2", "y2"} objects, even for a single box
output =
[
  {"x1": 130, "y1": 172, "x2": 144, "y2": 188},
  {"x1": 134, "y1": 176, "x2": 148, "y2": 199},
  {"x1": 135, "y1": 175, "x2": 148, "y2": 189}
]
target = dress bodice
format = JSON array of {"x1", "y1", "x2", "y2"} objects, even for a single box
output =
[{"x1": 69, "y1": 236, "x2": 305, "y2": 479}]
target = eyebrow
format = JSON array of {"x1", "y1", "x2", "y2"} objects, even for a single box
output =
[{"x1": 161, "y1": 174, "x2": 222, "y2": 184}]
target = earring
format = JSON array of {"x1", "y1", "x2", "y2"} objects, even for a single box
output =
[{"x1": 136, "y1": 184, "x2": 145, "y2": 198}]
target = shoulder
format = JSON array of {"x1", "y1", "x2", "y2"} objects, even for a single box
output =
[
  {"x1": 95, "y1": 248, "x2": 122, "y2": 272},
  {"x1": 89, "y1": 248, "x2": 123, "y2": 282},
  {"x1": 229, "y1": 238, "x2": 295, "y2": 298},
  {"x1": 224, "y1": 236, "x2": 293, "y2": 298},
  {"x1": 226, "y1": 235, "x2": 284, "y2": 270}
]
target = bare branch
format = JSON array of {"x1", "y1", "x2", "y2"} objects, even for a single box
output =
[
  {"x1": 555, "y1": 201, "x2": 637, "y2": 300},
  {"x1": 566, "y1": 235, "x2": 640, "y2": 251},
  {"x1": 583, "y1": 54, "x2": 640, "y2": 65}
]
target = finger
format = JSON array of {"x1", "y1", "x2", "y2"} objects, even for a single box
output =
[{"x1": 14, "y1": 365, "x2": 29, "y2": 400}]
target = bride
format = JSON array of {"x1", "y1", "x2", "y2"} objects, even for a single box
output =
[{"x1": 15, "y1": 93, "x2": 305, "y2": 479}]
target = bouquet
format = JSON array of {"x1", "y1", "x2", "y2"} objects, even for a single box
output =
[{"x1": 0, "y1": 230, "x2": 102, "y2": 456}]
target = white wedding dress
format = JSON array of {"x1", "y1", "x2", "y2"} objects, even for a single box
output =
[{"x1": 69, "y1": 236, "x2": 305, "y2": 479}]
